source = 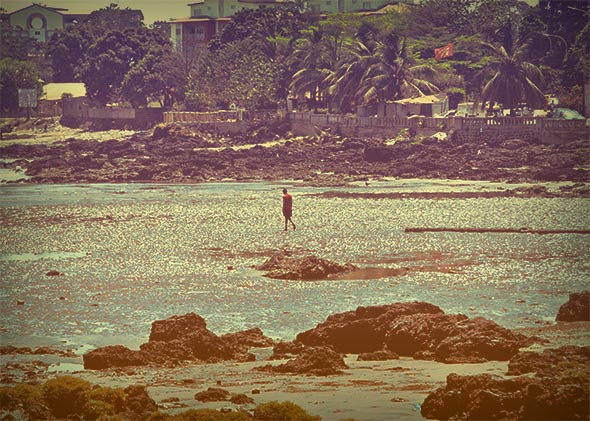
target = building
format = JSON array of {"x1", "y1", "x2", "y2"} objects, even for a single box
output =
[
  {"x1": 3, "y1": 3, "x2": 143, "y2": 43},
  {"x1": 170, "y1": 0, "x2": 284, "y2": 51},
  {"x1": 170, "y1": 0, "x2": 419, "y2": 52},
  {"x1": 3, "y1": 3, "x2": 88, "y2": 42},
  {"x1": 376, "y1": 94, "x2": 449, "y2": 118}
]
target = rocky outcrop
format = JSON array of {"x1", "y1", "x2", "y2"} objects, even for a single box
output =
[
  {"x1": 421, "y1": 345, "x2": 589, "y2": 420},
  {"x1": 257, "y1": 250, "x2": 358, "y2": 280},
  {"x1": 507, "y1": 345, "x2": 589, "y2": 377},
  {"x1": 221, "y1": 327, "x2": 275, "y2": 352},
  {"x1": 556, "y1": 290, "x2": 590, "y2": 322},
  {"x1": 83, "y1": 313, "x2": 274, "y2": 369},
  {"x1": 257, "y1": 346, "x2": 348, "y2": 376},
  {"x1": 83, "y1": 345, "x2": 146, "y2": 370},
  {"x1": 295, "y1": 302, "x2": 534, "y2": 363}
]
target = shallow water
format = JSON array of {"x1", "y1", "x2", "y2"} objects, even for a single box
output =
[{"x1": 0, "y1": 180, "x2": 588, "y2": 351}]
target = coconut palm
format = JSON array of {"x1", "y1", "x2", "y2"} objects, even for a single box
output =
[
  {"x1": 288, "y1": 26, "x2": 344, "y2": 112},
  {"x1": 329, "y1": 28, "x2": 439, "y2": 112},
  {"x1": 479, "y1": 22, "x2": 548, "y2": 115}
]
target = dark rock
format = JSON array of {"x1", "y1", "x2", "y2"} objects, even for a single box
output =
[
  {"x1": 230, "y1": 393, "x2": 255, "y2": 405},
  {"x1": 556, "y1": 290, "x2": 590, "y2": 321},
  {"x1": 257, "y1": 250, "x2": 357, "y2": 280},
  {"x1": 295, "y1": 302, "x2": 443, "y2": 353},
  {"x1": 385, "y1": 313, "x2": 533, "y2": 363},
  {"x1": 45, "y1": 270, "x2": 62, "y2": 276},
  {"x1": 148, "y1": 312, "x2": 208, "y2": 342},
  {"x1": 421, "y1": 371, "x2": 589, "y2": 421},
  {"x1": 268, "y1": 340, "x2": 305, "y2": 359},
  {"x1": 83, "y1": 345, "x2": 146, "y2": 369},
  {"x1": 507, "y1": 345, "x2": 589, "y2": 378},
  {"x1": 257, "y1": 346, "x2": 348, "y2": 376},
  {"x1": 221, "y1": 327, "x2": 275, "y2": 351},
  {"x1": 194, "y1": 387, "x2": 231, "y2": 402},
  {"x1": 357, "y1": 349, "x2": 399, "y2": 361},
  {"x1": 296, "y1": 301, "x2": 533, "y2": 362}
]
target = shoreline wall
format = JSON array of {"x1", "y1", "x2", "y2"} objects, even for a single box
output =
[{"x1": 289, "y1": 112, "x2": 589, "y2": 144}]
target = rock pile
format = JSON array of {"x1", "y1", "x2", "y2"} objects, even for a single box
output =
[
  {"x1": 83, "y1": 313, "x2": 274, "y2": 369},
  {"x1": 421, "y1": 345, "x2": 589, "y2": 420},
  {"x1": 291, "y1": 301, "x2": 535, "y2": 363}
]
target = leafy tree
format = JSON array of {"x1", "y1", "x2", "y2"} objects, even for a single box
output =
[
  {"x1": 47, "y1": 25, "x2": 99, "y2": 82},
  {"x1": 78, "y1": 27, "x2": 170, "y2": 105},
  {"x1": 0, "y1": 21, "x2": 42, "y2": 61},
  {"x1": 85, "y1": 3, "x2": 144, "y2": 30},
  {"x1": 187, "y1": 40, "x2": 280, "y2": 110},
  {"x1": 0, "y1": 58, "x2": 43, "y2": 112}
]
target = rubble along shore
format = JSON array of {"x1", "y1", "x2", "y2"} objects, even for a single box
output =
[{"x1": 0, "y1": 119, "x2": 589, "y2": 189}]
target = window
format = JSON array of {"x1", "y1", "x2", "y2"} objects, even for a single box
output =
[{"x1": 176, "y1": 27, "x2": 181, "y2": 35}]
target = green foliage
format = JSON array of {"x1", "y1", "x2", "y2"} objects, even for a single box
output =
[
  {"x1": 187, "y1": 40, "x2": 280, "y2": 110},
  {"x1": 253, "y1": 401, "x2": 321, "y2": 421},
  {"x1": 78, "y1": 27, "x2": 172, "y2": 105},
  {"x1": 0, "y1": 58, "x2": 43, "y2": 112},
  {"x1": 84, "y1": 386, "x2": 126, "y2": 419},
  {"x1": 42, "y1": 376, "x2": 92, "y2": 418}
]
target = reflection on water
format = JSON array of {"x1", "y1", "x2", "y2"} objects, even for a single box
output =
[{"x1": 0, "y1": 180, "x2": 588, "y2": 347}]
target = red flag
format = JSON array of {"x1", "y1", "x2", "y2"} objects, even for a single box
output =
[{"x1": 434, "y1": 43, "x2": 454, "y2": 60}]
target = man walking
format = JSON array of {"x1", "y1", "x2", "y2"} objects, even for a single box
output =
[{"x1": 282, "y1": 188, "x2": 296, "y2": 231}]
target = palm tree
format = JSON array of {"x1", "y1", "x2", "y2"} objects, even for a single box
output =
[
  {"x1": 288, "y1": 26, "x2": 344, "y2": 112},
  {"x1": 329, "y1": 28, "x2": 439, "y2": 113},
  {"x1": 479, "y1": 22, "x2": 548, "y2": 116}
]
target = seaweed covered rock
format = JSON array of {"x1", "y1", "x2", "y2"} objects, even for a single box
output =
[
  {"x1": 556, "y1": 290, "x2": 590, "y2": 322},
  {"x1": 257, "y1": 250, "x2": 357, "y2": 280}
]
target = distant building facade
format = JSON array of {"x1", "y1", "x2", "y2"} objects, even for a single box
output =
[
  {"x1": 4, "y1": 3, "x2": 88, "y2": 42},
  {"x1": 170, "y1": 0, "x2": 419, "y2": 52},
  {"x1": 3, "y1": 3, "x2": 143, "y2": 43}
]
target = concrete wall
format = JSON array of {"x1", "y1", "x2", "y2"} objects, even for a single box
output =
[{"x1": 289, "y1": 112, "x2": 589, "y2": 144}]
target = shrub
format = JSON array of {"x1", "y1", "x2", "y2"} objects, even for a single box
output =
[
  {"x1": 0, "y1": 384, "x2": 51, "y2": 419},
  {"x1": 42, "y1": 376, "x2": 92, "y2": 418},
  {"x1": 84, "y1": 386, "x2": 126, "y2": 419},
  {"x1": 253, "y1": 401, "x2": 321, "y2": 421}
]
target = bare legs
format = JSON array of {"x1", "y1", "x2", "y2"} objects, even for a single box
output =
[{"x1": 284, "y1": 217, "x2": 296, "y2": 231}]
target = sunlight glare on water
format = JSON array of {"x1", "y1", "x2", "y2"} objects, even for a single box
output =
[{"x1": 0, "y1": 181, "x2": 588, "y2": 347}]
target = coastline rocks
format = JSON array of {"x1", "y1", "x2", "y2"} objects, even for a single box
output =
[
  {"x1": 83, "y1": 345, "x2": 146, "y2": 370},
  {"x1": 296, "y1": 302, "x2": 533, "y2": 363},
  {"x1": 257, "y1": 250, "x2": 358, "y2": 280},
  {"x1": 507, "y1": 345, "x2": 589, "y2": 377},
  {"x1": 421, "y1": 345, "x2": 590, "y2": 420},
  {"x1": 83, "y1": 313, "x2": 273, "y2": 369},
  {"x1": 257, "y1": 346, "x2": 348, "y2": 376},
  {"x1": 556, "y1": 290, "x2": 590, "y2": 321}
]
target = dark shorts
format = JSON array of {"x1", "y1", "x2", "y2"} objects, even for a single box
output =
[{"x1": 283, "y1": 209, "x2": 292, "y2": 218}]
